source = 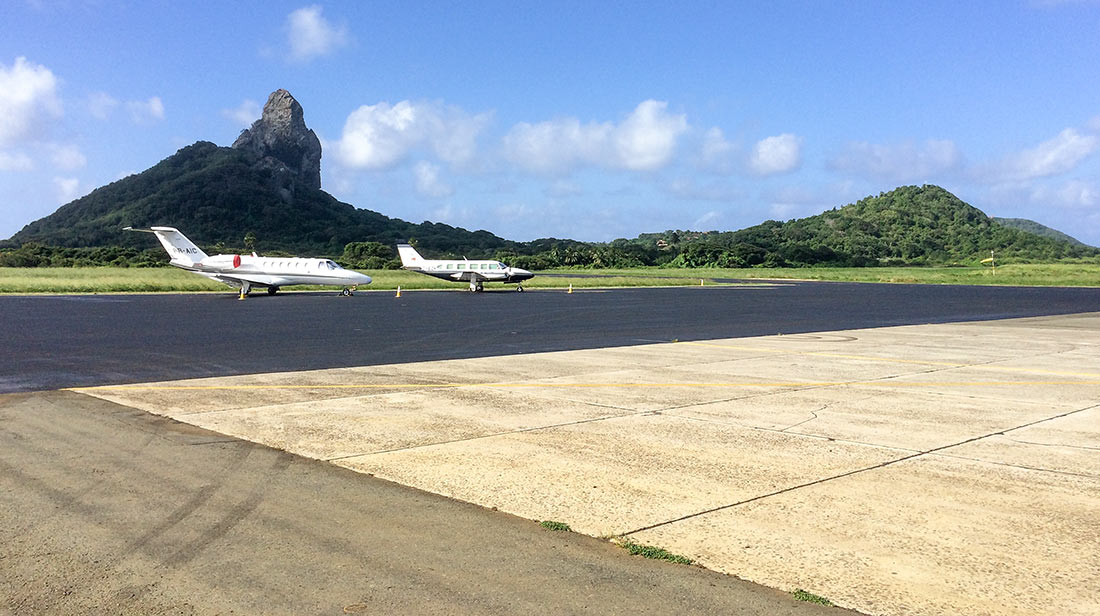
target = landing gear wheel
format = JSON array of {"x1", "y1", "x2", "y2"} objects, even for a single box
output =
[
  {"x1": 475, "y1": 282, "x2": 484, "y2": 293},
  {"x1": 341, "y1": 287, "x2": 352, "y2": 297},
  {"x1": 267, "y1": 287, "x2": 279, "y2": 295},
  {"x1": 516, "y1": 284, "x2": 525, "y2": 292}
]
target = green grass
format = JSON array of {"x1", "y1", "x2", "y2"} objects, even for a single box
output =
[
  {"x1": 538, "y1": 520, "x2": 572, "y2": 532},
  {"x1": 791, "y1": 589, "x2": 834, "y2": 606},
  {"x1": 615, "y1": 538, "x2": 695, "y2": 565},
  {"x1": 0, "y1": 267, "x2": 721, "y2": 294},
  {"x1": 2, "y1": 262, "x2": 1098, "y2": 293},
  {"x1": 0, "y1": 267, "x2": 226, "y2": 293},
  {"x1": 575, "y1": 263, "x2": 1100, "y2": 287}
]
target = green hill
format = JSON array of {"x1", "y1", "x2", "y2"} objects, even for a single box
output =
[
  {"x1": 992, "y1": 217, "x2": 1091, "y2": 248},
  {"x1": 5, "y1": 141, "x2": 509, "y2": 257},
  {"x1": 663, "y1": 185, "x2": 1098, "y2": 267}
]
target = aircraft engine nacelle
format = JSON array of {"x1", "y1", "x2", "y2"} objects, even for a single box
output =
[{"x1": 198, "y1": 254, "x2": 243, "y2": 270}]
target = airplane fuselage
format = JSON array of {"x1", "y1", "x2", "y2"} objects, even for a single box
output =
[
  {"x1": 180, "y1": 254, "x2": 370, "y2": 290},
  {"x1": 410, "y1": 260, "x2": 534, "y2": 284},
  {"x1": 397, "y1": 243, "x2": 534, "y2": 292},
  {"x1": 128, "y1": 226, "x2": 371, "y2": 296}
]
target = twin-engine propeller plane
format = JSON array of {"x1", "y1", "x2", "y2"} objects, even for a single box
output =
[
  {"x1": 397, "y1": 243, "x2": 534, "y2": 292},
  {"x1": 126, "y1": 226, "x2": 371, "y2": 298}
]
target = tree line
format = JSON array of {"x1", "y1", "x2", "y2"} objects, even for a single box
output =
[{"x1": 4, "y1": 185, "x2": 1095, "y2": 269}]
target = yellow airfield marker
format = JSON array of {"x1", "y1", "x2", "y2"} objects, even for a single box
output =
[
  {"x1": 568, "y1": 284, "x2": 573, "y2": 294},
  {"x1": 395, "y1": 286, "x2": 401, "y2": 298}
]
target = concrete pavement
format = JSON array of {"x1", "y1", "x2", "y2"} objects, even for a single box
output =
[
  {"x1": 73, "y1": 312, "x2": 1100, "y2": 616},
  {"x1": 0, "y1": 390, "x2": 847, "y2": 616}
]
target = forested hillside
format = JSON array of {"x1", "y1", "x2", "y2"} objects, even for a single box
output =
[
  {"x1": 4, "y1": 179, "x2": 1094, "y2": 269},
  {"x1": 992, "y1": 217, "x2": 1090, "y2": 247},
  {"x1": 6, "y1": 141, "x2": 512, "y2": 257},
  {"x1": 659, "y1": 185, "x2": 1096, "y2": 268}
]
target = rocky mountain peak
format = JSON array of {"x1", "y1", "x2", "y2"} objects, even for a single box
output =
[{"x1": 232, "y1": 89, "x2": 322, "y2": 194}]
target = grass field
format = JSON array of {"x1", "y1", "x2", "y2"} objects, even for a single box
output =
[
  {"x1": 0, "y1": 263, "x2": 1097, "y2": 294},
  {"x1": 0, "y1": 267, "x2": 716, "y2": 294},
  {"x1": 575, "y1": 263, "x2": 1100, "y2": 287}
]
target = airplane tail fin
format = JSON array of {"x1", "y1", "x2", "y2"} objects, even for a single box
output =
[
  {"x1": 396, "y1": 243, "x2": 425, "y2": 269},
  {"x1": 128, "y1": 226, "x2": 208, "y2": 266}
]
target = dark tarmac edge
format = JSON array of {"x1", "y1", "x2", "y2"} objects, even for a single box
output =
[{"x1": 1, "y1": 390, "x2": 859, "y2": 616}]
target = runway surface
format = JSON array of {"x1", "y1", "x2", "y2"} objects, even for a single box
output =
[
  {"x1": 2, "y1": 389, "x2": 844, "y2": 615},
  {"x1": 5, "y1": 283, "x2": 1099, "y2": 615},
  {"x1": 4, "y1": 281, "x2": 1100, "y2": 393}
]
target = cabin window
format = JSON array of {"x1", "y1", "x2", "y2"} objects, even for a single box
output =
[
  {"x1": 488, "y1": 263, "x2": 498, "y2": 270},
  {"x1": 457, "y1": 263, "x2": 465, "y2": 270}
]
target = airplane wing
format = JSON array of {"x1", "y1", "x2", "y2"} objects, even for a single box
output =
[
  {"x1": 451, "y1": 271, "x2": 487, "y2": 281},
  {"x1": 212, "y1": 273, "x2": 293, "y2": 288}
]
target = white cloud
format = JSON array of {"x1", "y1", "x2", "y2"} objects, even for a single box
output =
[
  {"x1": 126, "y1": 96, "x2": 164, "y2": 123},
  {"x1": 223, "y1": 99, "x2": 261, "y2": 128},
  {"x1": 413, "y1": 161, "x2": 454, "y2": 198},
  {"x1": 88, "y1": 91, "x2": 118, "y2": 120},
  {"x1": 53, "y1": 176, "x2": 81, "y2": 203},
  {"x1": 50, "y1": 143, "x2": 85, "y2": 171},
  {"x1": 699, "y1": 127, "x2": 736, "y2": 173},
  {"x1": 762, "y1": 183, "x2": 857, "y2": 222},
  {"x1": 665, "y1": 178, "x2": 744, "y2": 202},
  {"x1": 768, "y1": 203, "x2": 803, "y2": 220},
  {"x1": 333, "y1": 100, "x2": 490, "y2": 170},
  {"x1": 979, "y1": 128, "x2": 1098, "y2": 182},
  {"x1": 612, "y1": 100, "x2": 688, "y2": 171},
  {"x1": 545, "y1": 180, "x2": 582, "y2": 198},
  {"x1": 0, "y1": 150, "x2": 34, "y2": 171},
  {"x1": 428, "y1": 203, "x2": 472, "y2": 225},
  {"x1": 1030, "y1": 179, "x2": 1099, "y2": 209},
  {"x1": 748, "y1": 133, "x2": 803, "y2": 176},
  {"x1": 502, "y1": 117, "x2": 610, "y2": 175},
  {"x1": 286, "y1": 5, "x2": 349, "y2": 62},
  {"x1": 503, "y1": 100, "x2": 687, "y2": 175},
  {"x1": 692, "y1": 210, "x2": 722, "y2": 229},
  {"x1": 829, "y1": 139, "x2": 961, "y2": 182},
  {"x1": 0, "y1": 57, "x2": 62, "y2": 146},
  {"x1": 699, "y1": 128, "x2": 802, "y2": 176}
]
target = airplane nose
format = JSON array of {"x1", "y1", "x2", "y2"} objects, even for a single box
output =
[{"x1": 358, "y1": 273, "x2": 373, "y2": 285}]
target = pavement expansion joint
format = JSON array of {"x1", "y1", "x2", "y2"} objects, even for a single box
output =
[
  {"x1": 324, "y1": 408, "x2": 656, "y2": 462},
  {"x1": 622, "y1": 401, "x2": 1100, "y2": 538},
  {"x1": 1002, "y1": 437, "x2": 1100, "y2": 451},
  {"x1": 656, "y1": 410, "x2": 925, "y2": 454},
  {"x1": 928, "y1": 452, "x2": 1099, "y2": 480}
]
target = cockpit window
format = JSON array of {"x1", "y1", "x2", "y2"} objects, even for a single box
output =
[{"x1": 325, "y1": 260, "x2": 337, "y2": 270}]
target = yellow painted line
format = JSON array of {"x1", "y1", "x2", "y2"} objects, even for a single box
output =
[
  {"x1": 67, "y1": 380, "x2": 1100, "y2": 392},
  {"x1": 680, "y1": 340, "x2": 1100, "y2": 379}
]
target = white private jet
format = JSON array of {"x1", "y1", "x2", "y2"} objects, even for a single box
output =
[
  {"x1": 397, "y1": 243, "x2": 534, "y2": 292},
  {"x1": 127, "y1": 226, "x2": 372, "y2": 298}
]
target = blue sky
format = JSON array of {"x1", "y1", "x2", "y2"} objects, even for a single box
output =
[{"x1": 2, "y1": 1, "x2": 1100, "y2": 245}]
